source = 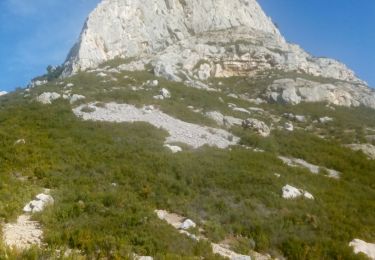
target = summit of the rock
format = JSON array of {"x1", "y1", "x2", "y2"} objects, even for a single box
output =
[{"x1": 63, "y1": 0, "x2": 283, "y2": 75}]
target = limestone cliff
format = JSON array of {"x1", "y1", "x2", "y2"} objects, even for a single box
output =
[
  {"x1": 63, "y1": 0, "x2": 282, "y2": 75},
  {"x1": 62, "y1": 0, "x2": 375, "y2": 109}
]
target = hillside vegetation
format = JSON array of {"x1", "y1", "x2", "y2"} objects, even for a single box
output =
[{"x1": 0, "y1": 65, "x2": 374, "y2": 259}]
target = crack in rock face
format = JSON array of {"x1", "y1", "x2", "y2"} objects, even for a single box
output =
[{"x1": 73, "y1": 103, "x2": 239, "y2": 149}]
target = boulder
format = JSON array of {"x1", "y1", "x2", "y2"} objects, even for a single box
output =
[
  {"x1": 36, "y1": 92, "x2": 61, "y2": 104},
  {"x1": 233, "y1": 107, "x2": 251, "y2": 114},
  {"x1": 242, "y1": 118, "x2": 270, "y2": 137},
  {"x1": 180, "y1": 219, "x2": 196, "y2": 230},
  {"x1": 69, "y1": 94, "x2": 86, "y2": 104},
  {"x1": 23, "y1": 193, "x2": 54, "y2": 213},
  {"x1": 282, "y1": 185, "x2": 314, "y2": 200},
  {"x1": 206, "y1": 111, "x2": 225, "y2": 126},
  {"x1": 164, "y1": 144, "x2": 182, "y2": 153},
  {"x1": 284, "y1": 122, "x2": 294, "y2": 131},
  {"x1": 14, "y1": 139, "x2": 26, "y2": 145},
  {"x1": 319, "y1": 116, "x2": 333, "y2": 123},
  {"x1": 295, "y1": 115, "x2": 307, "y2": 122},
  {"x1": 160, "y1": 88, "x2": 171, "y2": 99},
  {"x1": 349, "y1": 239, "x2": 375, "y2": 259}
]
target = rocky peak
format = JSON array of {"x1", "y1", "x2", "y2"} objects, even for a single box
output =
[{"x1": 63, "y1": 0, "x2": 282, "y2": 75}]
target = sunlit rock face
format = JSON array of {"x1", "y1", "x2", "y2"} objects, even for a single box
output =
[{"x1": 63, "y1": 0, "x2": 282, "y2": 75}]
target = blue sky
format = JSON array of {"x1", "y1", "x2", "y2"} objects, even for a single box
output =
[{"x1": 0, "y1": 0, "x2": 374, "y2": 91}]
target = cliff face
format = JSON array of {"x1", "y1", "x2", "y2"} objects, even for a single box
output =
[{"x1": 63, "y1": 0, "x2": 282, "y2": 75}]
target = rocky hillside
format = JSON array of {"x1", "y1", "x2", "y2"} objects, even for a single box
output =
[{"x1": 1, "y1": 0, "x2": 375, "y2": 259}]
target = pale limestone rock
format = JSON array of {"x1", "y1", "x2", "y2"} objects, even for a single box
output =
[
  {"x1": 206, "y1": 111, "x2": 226, "y2": 126},
  {"x1": 266, "y1": 78, "x2": 375, "y2": 109},
  {"x1": 349, "y1": 239, "x2": 375, "y2": 259},
  {"x1": 295, "y1": 115, "x2": 307, "y2": 122},
  {"x1": 319, "y1": 116, "x2": 333, "y2": 123},
  {"x1": 205, "y1": 111, "x2": 242, "y2": 127},
  {"x1": 211, "y1": 243, "x2": 251, "y2": 260},
  {"x1": 279, "y1": 156, "x2": 341, "y2": 179},
  {"x1": 160, "y1": 88, "x2": 171, "y2": 99},
  {"x1": 282, "y1": 185, "x2": 314, "y2": 200},
  {"x1": 346, "y1": 144, "x2": 375, "y2": 159},
  {"x1": 284, "y1": 122, "x2": 294, "y2": 132},
  {"x1": 14, "y1": 139, "x2": 26, "y2": 145},
  {"x1": 145, "y1": 80, "x2": 159, "y2": 87},
  {"x1": 36, "y1": 92, "x2": 61, "y2": 104},
  {"x1": 23, "y1": 193, "x2": 54, "y2": 213},
  {"x1": 164, "y1": 144, "x2": 182, "y2": 153},
  {"x1": 242, "y1": 118, "x2": 270, "y2": 137},
  {"x1": 224, "y1": 116, "x2": 243, "y2": 127},
  {"x1": 232, "y1": 107, "x2": 251, "y2": 114},
  {"x1": 180, "y1": 219, "x2": 196, "y2": 230},
  {"x1": 69, "y1": 94, "x2": 86, "y2": 104},
  {"x1": 153, "y1": 88, "x2": 171, "y2": 100}
]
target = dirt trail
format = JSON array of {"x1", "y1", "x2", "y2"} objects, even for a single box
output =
[{"x1": 3, "y1": 214, "x2": 43, "y2": 249}]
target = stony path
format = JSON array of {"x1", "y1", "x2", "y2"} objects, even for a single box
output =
[{"x1": 3, "y1": 214, "x2": 43, "y2": 250}]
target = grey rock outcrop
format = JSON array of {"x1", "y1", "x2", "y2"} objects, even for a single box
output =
[
  {"x1": 266, "y1": 78, "x2": 375, "y2": 109},
  {"x1": 346, "y1": 144, "x2": 375, "y2": 159},
  {"x1": 282, "y1": 185, "x2": 314, "y2": 200}
]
